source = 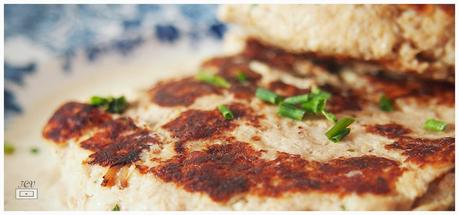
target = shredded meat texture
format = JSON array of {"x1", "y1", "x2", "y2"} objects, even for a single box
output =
[{"x1": 153, "y1": 142, "x2": 403, "y2": 202}]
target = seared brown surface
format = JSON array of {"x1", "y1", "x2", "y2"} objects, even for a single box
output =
[
  {"x1": 149, "y1": 77, "x2": 222, "y2": 107},
  {"x1": 153, "y1": 141, "x2": 403, "y2": 202},
  {"x1": 42, "y1": 38, "x2": 454, "y2": 208},
  {"x1": 387, "y1": 137, "x2": 455, "y2": 166},
  {"x1": 83, "y1": 117, "x2": 158, "y2": 167},
  {"x1": 365, "y1": 74, "x2": 454, "y2": 106},
  {"x1": 229, "y1": 84, "x2": 257, "y2": 100},
  {"x1": 86, "y1": 129, "x2": 155, "y2": 166},
  {"x1": 268, "y1": 80, "x2": 310, "y2": 97},
  {"x1": 162, "y1": 102, "x2": 262, "y2": 153},
  {"x1": 43, "y1": 102, "x2": 162, "y2": 188},
  {"x1": 321, "y1": 84, "x2": 363, "y2": 113},
  {"x1": 202, "y1": 56, "x2": 262, "y2": 100},
  {"x1": 241, "y1": 39, "x2": 300, "y2": 72},
  {"x1": 202, "y1": 56, "x2": 262, "y2": 84},
  {"x1": 367, "y1": 123, "x2": 454, "y2": 166},
  {"x1": 399, "y1": 4, "x2": 454, "y2": 16},
  {"x1": 240, "y1": 39, "x2": 454, "y2": 108},
  {"x1": 366, "y1": 123, "x2": 412, "y2": 139},
  {"x1": 162, "y1": 109, "x2": 232, "y2": 142},
  {"x1": 42, "y1": 102, "x2": 112, "y2": 143},
  {"x1": 149, "y1": 40, "x2": 454, "y2": 110},
  {"x1": 80, "y1": 117, "x2": 139, "y2": 151}
]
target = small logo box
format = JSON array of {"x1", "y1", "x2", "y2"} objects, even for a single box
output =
[{"x1": 15, "y1": 188, "x2": 38, "y2": 199}]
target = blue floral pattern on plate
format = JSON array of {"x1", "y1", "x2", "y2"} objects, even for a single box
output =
[{"x1": 4, "y1": 4, "x2": 226, "y2": 118}]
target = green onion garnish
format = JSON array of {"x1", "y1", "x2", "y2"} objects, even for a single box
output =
[
  {"x1": 4, "y1": 143, "x2": 15, "y2": 155},
  {"x1": 326, "y1": 117, "x2": 355, "y2": 143},
  {"x1": 196, "y1": 71, "x2": 230, "y2": 88},
  {"x1": 329, "y1": 128, "x2": 350, "y2": 143},
  {"x1": 379, "y1": 95, "x2": 393, "y2": 112},
  {"x1": 311, "y1": 88, "x2": 331, "y2": 99},
  {"x1": 30, "y1": 147, "x2": 40, "y2": 155},
  {"x1": 322, "y1": 110, "x2": 337, "y2": 123},
  {"x1": 217, "y1": 105, "x2": 234, "y2": 120},
  {"x1": 89, "y1": 96, "x2": 128, "y2": 114},
  {"x1": 108, "y1": 96, "x2": 128, "y2": 114},
  {"x1": 256, "y1": 88, "x2": 283, "y2": 104},
  {"x1": 274, "y1": 88, "x2": 336, "y2": 121},
  {"x1": 278, "y1": 103, "x2": 306, "y2": 120},
  {"x1": 301, "y1": 97, "x2": 326, "y2": 113},
  {"x1": 284, "y1": 94, "x2": 309, "y2": 105},
  {"x1": 89, "y1": 96, "x2": 109, "y2": 106},
  {"x1": 300, "y1": 89, "x2": 331, "y2": 113},
  {"x1": 424, "y1": 119, "x2": 447, "y2": 132},
  {"x1": 236, "y1": 71, "x2": 247, "y2": 83},
  {"x1": 112, "y1": 204, "x2": 120, "y2": 211}
]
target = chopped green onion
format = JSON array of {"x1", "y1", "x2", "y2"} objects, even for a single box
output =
[
  {"x1": 112, "y1": 204, "x2": 120, "y2": 211},
  {"x1": 300, "y1": 89, "x2": 331, "y2": 113},
  {"x1": 301, "y1": 99, "x2": 322, "y2": 113},
  {"x1": 256, "y1": 88, "x2": 283, "y2": 104},
  {"x1": 424, "y1": 119, "x2": 447, "y2": 132},
  {"x1": 4, "y1": 143, "x2": 15, "y2": 155},
  {"x1": 379, "y1": 95, "x2": 393, "y2": 112},
  {"x1": 322, "y1": 110, "x2": 337, "y2": 123},
  {"x1": 278, "y1": 103, "x2": 306, "y2": 120},
  {"x1": 89, "y1": 96, "x2": 128, "y2": 114},
  {"x1": 107, "y1": 96, "x2": 128, "y2": 114},
  {"x1": 217, "y1": 105, "x2": 234, "y2": 120},
  {"x1": 301, "y1": 96, "x2": 326, "y2": 113},
  {"x1": 326, "y1": 117, "x2": 355, "y2": 143},
  {"x1": 236, "y1": 71, "x2": 248, "y2": 83},
  {"x1": 328, "y1": 128, "x2": 350, "y2": 142},
  {"x1": 196, "y1": 71, "x2": 230, "y2": 88},
  {"x1": 284, "y1": 94, "x2": 309, "y2": 105},
  {"x1": 311, "y1": 88, "x2": 331, "y2": 99},
  {"x1": 30, "y1": 147, "x2": 40, "y2": 154},
  {"x1": 89, "y1": 96, "x2": 109, "y2": 106}
]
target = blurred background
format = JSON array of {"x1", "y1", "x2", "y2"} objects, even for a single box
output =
[
  {"x1": 5, "y1": 4, "x2": 227, "y2": 119},
  {"x1": 4, "y1": 5, "x2": 228, "y2": 210}
]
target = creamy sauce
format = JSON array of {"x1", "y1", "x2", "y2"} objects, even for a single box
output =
[{"x1": 4, "y1": 40, "x2": 221, "y2": 210}]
